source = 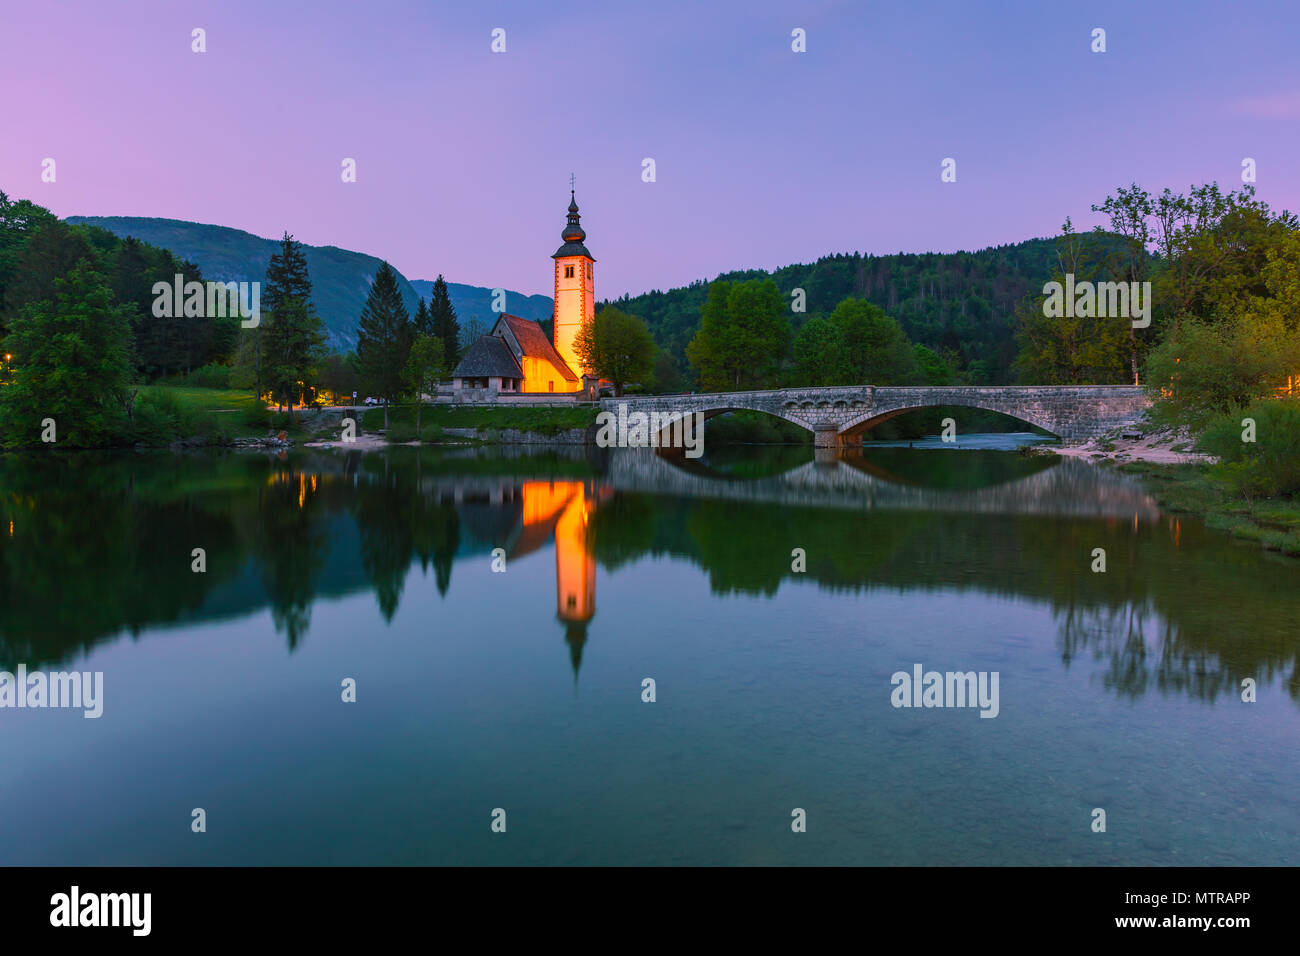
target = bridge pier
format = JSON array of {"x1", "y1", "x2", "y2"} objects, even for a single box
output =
[{"x1": 813, "y1": 424, "x2": 841, "y2": 448}]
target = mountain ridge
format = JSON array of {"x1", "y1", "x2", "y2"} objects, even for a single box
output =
[{"x1": 65, "y1": 216, "x2": 555, "y2": 352}]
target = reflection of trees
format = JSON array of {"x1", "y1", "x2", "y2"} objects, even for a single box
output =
[
  {"x1": 596, "y1": 488, "x2": 1300, "y2": 704},
  {"x1": 355, "y1": 470, "x2": 414, "y2": 622},
  {"x1": 683, "y1": 498, "x2": 925, "y2": 596},
  {"x1": 0, "y1": 453, "x2": 245, "y2": 666},
  {"x1": 590, "y1": 492, "x2": 656, "y2": 572},
  {"x1": 420, "y1": 502, "x2": 459, "y2": 597},
  {"x1": 1056, "y1": 602, "x2": 1269, "y2": 704},
  {"x1": 255, "y1": 469, "x2": 330, "y2": 649},
  {"x1": 3, "y1": 447, "x2": 1298, "y2": 706}
]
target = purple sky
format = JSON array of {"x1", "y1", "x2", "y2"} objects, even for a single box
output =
[{"x1": 3, "y1": 0, "x2": 1298, "y2": 298}]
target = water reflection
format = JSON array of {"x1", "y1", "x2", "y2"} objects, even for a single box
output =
[{"x1": 0, "y1": 444, "x2": 1296, "y2": 704}]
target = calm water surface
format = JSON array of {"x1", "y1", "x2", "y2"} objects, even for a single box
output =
[{"x1": 0, "y1": 440, "x2": 1296, "y2": 865}]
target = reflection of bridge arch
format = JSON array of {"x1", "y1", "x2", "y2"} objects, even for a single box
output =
[
  {"x1": 652, "y1": 443, "x2": 1061, "y2": 491},
  {"x1": 607, "y1": 448, "x2": 1160, "y2": 519}
]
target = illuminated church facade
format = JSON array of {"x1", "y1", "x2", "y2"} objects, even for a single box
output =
[{"x1": 451, "y1": 191, "x2": 598, "y2": 397}]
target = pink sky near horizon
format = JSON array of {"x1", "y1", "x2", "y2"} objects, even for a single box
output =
[{"x1": 2, "y1": 0, "x2": 1298, "y2": 298}]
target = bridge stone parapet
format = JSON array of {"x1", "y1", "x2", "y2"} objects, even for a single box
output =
[{"x1": 604, "y1": 385, "x2": 1149, "y2": 444}]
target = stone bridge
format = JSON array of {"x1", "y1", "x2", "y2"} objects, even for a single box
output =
[{"x1": 603, "y1": 385, "x2": 1150, "y2": 445}]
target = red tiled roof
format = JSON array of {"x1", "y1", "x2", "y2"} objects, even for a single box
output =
[{"x1": 496, "y1": 314, "x2": 579, "y2": 382}]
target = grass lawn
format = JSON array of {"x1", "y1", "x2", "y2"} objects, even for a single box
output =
[
  {"x1": 137, "y1": 386, "x2": 259, "y2": 414},
  {"x1": 136, "y1": 386, "x2": 311, "y2": 441}
]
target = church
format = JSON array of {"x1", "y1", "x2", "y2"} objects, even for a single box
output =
[{"x1": 451, "y1": 190, "x2": 599, "y2": 398}]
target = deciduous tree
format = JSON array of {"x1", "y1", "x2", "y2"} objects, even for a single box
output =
[
  {"x1": 403, "y1": 334, "x2": 445, "y2": 434},
  {"x1": 574, "y1": 306, "x2": 655, "y2": 395}
]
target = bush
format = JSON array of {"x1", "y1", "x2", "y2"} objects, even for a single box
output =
[
  {"x1": 267, "y1": 412, "x2": 302, "y2": 433},
  {"x1": 184, "y1": 363, "x2": 231, "y2": 389},
  {"x1": 128, "y1": 391, "x2": 209, "y2": 445},
  {"x1": 1146, "y1": 317, "x2": 1300, "y2": 430},
  {"x1": 242, "y1": 403, "x2": 271, "y2": 429},
  {"x1": 1198, "y1": 398, "x2": 1300, "y2": 501}
]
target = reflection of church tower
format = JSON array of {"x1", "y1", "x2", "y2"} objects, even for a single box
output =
[
  {"x1": 554, "y1": 484, "x2": 596, "y2": 679},
  {"x1": 552, "y1": 190, "x2": 595, "y2": 379},
  {"x1": 515, "y1": 480, "x2": 599, "y2": 681}
]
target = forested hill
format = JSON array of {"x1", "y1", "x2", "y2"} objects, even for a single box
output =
[
  {"x1": 406, "y1": 279, "x2": 553, "y2": 329},
  {"x1": 605, "y1": 238, "x2": 1059, "y2": 383},
  {"x1": 67, "y1": 217, "x2": 552, "y2": 352}
]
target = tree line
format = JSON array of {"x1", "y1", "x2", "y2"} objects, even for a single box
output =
[
  {"x1": 226, "y1": 240, "x2": 463, "y2": 428},
  {"x1": 608, "y1": 239, "x2": 1061, "y2": 387},
  {"x1": 0, "y1": 191, "x2": 466, "y2": 446}
]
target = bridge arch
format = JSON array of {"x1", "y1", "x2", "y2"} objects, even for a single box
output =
[
  {"x1": 648, "y1": 404, "x2": 815, "y2": 440},
  {"x1": 838, "y1": 403, "x2": 1064, "y2": 440}
]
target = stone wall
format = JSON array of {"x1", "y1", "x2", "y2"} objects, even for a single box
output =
[{"x1": 440, "y1": 427, "x2": 591, "y2": 444}]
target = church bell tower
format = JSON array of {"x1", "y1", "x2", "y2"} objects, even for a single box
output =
[{"x1": 552, "y1": 186, "x2": 595, "y2": 381}]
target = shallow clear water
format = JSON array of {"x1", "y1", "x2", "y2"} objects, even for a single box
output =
[{"x1": 0, "y1": 441, "x2": 1296, "y2": 865}]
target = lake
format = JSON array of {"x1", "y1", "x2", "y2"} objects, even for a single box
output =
[{"x1": 1, "y1": 440, "x2": 1296, "y2": 865}]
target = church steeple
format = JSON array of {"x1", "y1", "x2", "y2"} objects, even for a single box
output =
[
  {"x1": 562, "y1": 190, "x2": 585, "y2": 243},
  {"x1": 552, "y1": 182, "x2": 595, "y2": 379},
  {"x1": 554, "y1": 188, "x2": 593, "y2": 259}
]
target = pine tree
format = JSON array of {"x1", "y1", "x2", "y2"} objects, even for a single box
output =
[
  {"x1": 414, "y1": 297, "x2": 433, "y2": 337},
  {"x1": 261, "y1": 232, "x2": 315, "y2": 405},
  {"x1": 262, "y1": 233, "x2": 325, "y2": 421},
  {"x1": 264, "y1": 232, "x2": 314, "y2": 315},
  {"x1": 263, "y1": 297, "x2": 327, "y2": 420},
  {"x1": 356, "y1": 262, "x2": 413, "y2": 429},
  {"x1": 429, "y1": 275, "x2": 460, "y2": 369}
]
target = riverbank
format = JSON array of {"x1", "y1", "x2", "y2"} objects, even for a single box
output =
[
  {"x1": 1050, "y1": 424, "x2": 1210, "y2": 465},
  {"x1": 1117, "y1": 459, "x2": 1300, "y2": 557},
  {"x1": 359, "y1": 403, "x2": 600, "y2": 442},
  {"x1": 1029, "y1": 423, "x2": 1300, "y2": 557}
]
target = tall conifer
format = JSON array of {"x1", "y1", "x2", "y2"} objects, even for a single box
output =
[
  {"x1": 429, "y1": 275, "x2": 460, "y2": 368},
  {"x1": 356, "y1": 261, "x2": 413, "y2": 429}
]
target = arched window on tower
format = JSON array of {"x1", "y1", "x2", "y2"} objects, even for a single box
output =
[{"x1": 564, "y1": 265, "x2": 575, "y2": 279}]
